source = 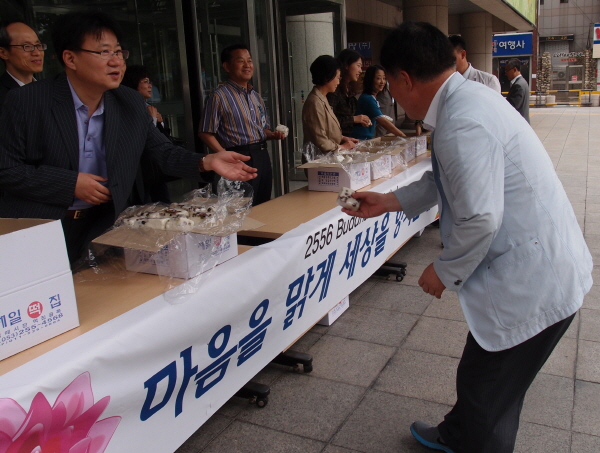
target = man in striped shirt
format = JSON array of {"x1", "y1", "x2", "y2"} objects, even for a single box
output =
[{"x1": 199, "y1": 44, "x2": 284, "y2": 205}]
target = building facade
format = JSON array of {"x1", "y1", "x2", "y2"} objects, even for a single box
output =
[{"x1": 538, "y1": 0, "x2": 599, "y2": 93}]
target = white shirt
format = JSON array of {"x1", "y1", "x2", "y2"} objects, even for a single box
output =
[
  {"x1": 510, "y1": 74, "x2": 522, "y2": 86},
  {"x1": 6, "y1": 70, "x2": 35, "y2": 87},
  {"x1": 462, "y1": 63, "x2": 501, "y2": 93},
  {"x1": 463, "y1": 63, "x2": 474, "y2": 80},
  {"x1": 422, "y1": 72, "x2": 460, "y2": 131}
]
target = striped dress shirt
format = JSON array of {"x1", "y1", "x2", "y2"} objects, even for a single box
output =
[{"x1": 200, "y1": 80, "x2": 270, "y2": 148}]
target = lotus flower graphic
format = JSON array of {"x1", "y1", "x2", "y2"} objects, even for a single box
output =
[{"x1": 0, "y1": 372, "x2": 121, "y2": 453}]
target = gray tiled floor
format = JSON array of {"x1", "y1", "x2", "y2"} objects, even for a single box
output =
[{"x1": 176, "y1": 107, "x2": 600, "y2": 453}]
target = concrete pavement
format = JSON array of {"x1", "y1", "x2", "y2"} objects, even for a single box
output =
[{"x1": 176, "y1": 107, "x2": 600, "y2": 453}]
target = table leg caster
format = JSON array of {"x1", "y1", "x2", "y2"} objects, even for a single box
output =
[
  {"x1": 374, "y1": 262, "x2": 407, "y2": 282},
  {"x1": 235, "y1": 381, "x2": 270, "y2": 408},
  {"x1": 273, "y1": 350, "x2": 313, "y2": 373}
]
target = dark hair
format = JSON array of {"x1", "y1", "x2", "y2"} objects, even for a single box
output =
[
  {"x1": 505, "y1": 58, "x2": 521, "y2": 71},
  {"x1": 310, "y1": 55, "x2": 341, "y2": 86},
  {"x1": 221, "y1": 43, "x2": 250, "y2": 64},
  {"x1": 337, "y1": 48, "x2": 361, "y2": 77},
  {"x1": 0, "y1": 21, "x2": 32, "y2": 49},
  {"x1": 51, "y1": 11, "x2": 124, "y2": 67},
  {"x1": 336, "y1": 48, "x2": 361, "y2": 95},
  {"x1": 122, "y1": 64, "x2": 149, "y2": 90},
  {"x1": 448, "y1": 35, "x2": 466, "y2": 52},
  {"x1": 362, "y1": 64, "x2": 385, "y2": 95},
  {"x1": 380, "y1": 22, "x2": 456, "y2": 82}
]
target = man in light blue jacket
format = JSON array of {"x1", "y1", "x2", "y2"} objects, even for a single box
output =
[{"x1": 343, "y1": 22, "x2": 592, "y2": 453}]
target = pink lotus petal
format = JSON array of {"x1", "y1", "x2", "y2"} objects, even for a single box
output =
[
  {"x1": 49, "y1": 401, "x2": 68, "y2": 438},
  {"x1": 40, "y1": 433, "x2": 64, "y2": 453},
  {"x1": 68, "y1": 437, "x2": 91, "y2": 453},
  {"x1": 11, "y1": 393, "x2": 52, "y2": 444},
  {"x1": 48, "y1": 426, "x2": 74, "y2": 453},
  {"x1": 6, "y1": 422, "x2": 43, "y2": 453},
  {"x1": 0, "y1": 399, "x2": 27, "y2": 438},
  {"x1": 87, "y1": 417, "x2": 121, "y2": 453},
  {"x1": 0, "y1": 430, "x2": 14, "y2": 453},
  {"x1": 53, "y1": 373, "x2": 95, "y2": 424},
  {"x1": 68, "y1": 396, "x2": 110, "y2": 446}
]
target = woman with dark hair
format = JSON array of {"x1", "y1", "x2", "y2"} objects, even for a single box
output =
[
  {"x1": 326, "y1": 49, "x2": 371, "y2": 136},
  {"x1": 351, "y1": 65, "x2": 406, "y2": 140},
  {"x1": 122, "y1": 65, "x2": 170, "y2": 137},
  {"x1": 122, "y1": 64, "x2": 172, "y2": 203},
  {"x1": 302, "y1": 55, "x2": 358, "y2": 154}
]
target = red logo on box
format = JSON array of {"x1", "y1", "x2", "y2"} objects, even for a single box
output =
[{"x1": 27, "y1": 301, "x2": 43, "y2": 318}]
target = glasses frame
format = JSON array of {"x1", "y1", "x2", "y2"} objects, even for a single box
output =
[
  {"x1": 9, "y1": 43, "x2": 47, "y2": 52},
  {"x1": 75, "y1": 48, "x2": 130, "y2": 60}
]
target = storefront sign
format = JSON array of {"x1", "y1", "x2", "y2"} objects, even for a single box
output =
[
  {"x1": 540, "y1": 34, "x2": 574, "y2": 42},
  {"x1": 348, "y1": 42, "x2": 372, "y2": 58},
  {"x1": 553, "y1": 52, "x2": 585, "y2": 58},
  {"x1": 594, "y1": 24, "x2": 600, "y2": 58},
  {"x1": 348, "y1": 42, "x2": 372, "y2": 68},
  {"x1": 493, "y1": 32, "x2": 533, "y2": 57},
  {"x1": 0, "y1": 161, "x2": 436, "y2": 452}
]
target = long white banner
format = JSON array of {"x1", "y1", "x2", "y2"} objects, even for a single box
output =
[{"x1": 0, "y1": 160, "x2": 435, "y2": 453}]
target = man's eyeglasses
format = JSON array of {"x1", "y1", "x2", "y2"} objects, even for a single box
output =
[
  {"x1": 9, "y1": 43, "x2": 47, "y2": 52},
  {"x1": 76, "y1": 48, "x2": 130, "y2": 60}
]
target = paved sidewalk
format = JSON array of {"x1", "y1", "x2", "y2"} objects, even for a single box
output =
[{"x1": 177, "y1": 107, "x2": 600, "y2": 453}]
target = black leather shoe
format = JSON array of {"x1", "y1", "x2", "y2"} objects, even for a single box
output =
[{"x1": 410, "y1": 421, "x2": 455, "y2": 453}]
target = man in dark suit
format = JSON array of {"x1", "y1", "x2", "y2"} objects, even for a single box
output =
[
  {"x1": 0, "y1": 21, "x2": 45, "y2": 110},
  {"x1": 505, "y1": 58, "x2": 530, "y2": 123},
  {"x1": 0, "y1": 11, "x2": 257, "y2": 264}
]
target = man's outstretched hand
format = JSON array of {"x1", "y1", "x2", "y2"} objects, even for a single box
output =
[
  {"x1": 202, "y1": 152, "x2": 258, "y2": 181},
  {"x1": 341, "y1": 191, "x2": 402, "y2": 219}
]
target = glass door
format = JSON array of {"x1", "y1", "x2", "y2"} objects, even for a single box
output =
[
  {"x1": 196, "y1": 0, "x2": 249, "y2": 97},
  {"x1": 194, "y1": 0, "x2": 284, "y2": 199},
  {"x1": 274, "y1": 0, "x2": 345, "y2": 189}
]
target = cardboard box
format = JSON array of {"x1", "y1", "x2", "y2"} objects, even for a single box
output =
[
  {"x1": 93, "y1": 208, "x2": 264, "y2": 280},
  {"x1": 415, "y1": 135, "x2": 428, "y2": 156},
  {"x1": 0, "y1": 219, "x2": 79, "y2": 361},
  {"x1": 302, "y1": 162, "x2": 371, "y2": 192},
  {"x1": 318, "y1": 295, "x2": 349, "y2": 326},
  {"x1": 391, "y1": 152, "x2": 405, "y2": 169},
  {"x1": 400, "y1": 132, "x2": 431, "y2": 158},
  {"x1": 404, "y1": 140, "x2": 417, "y2": 162},
  {"x1": 370, "y1": 154, "x2": 393, "y2": 180},
  {"x1": 364, "y1": 138, "x2": 407, "y2": 170},
  {"x1": 123, "y1": 232, "x2": 238, "y2": 279}
]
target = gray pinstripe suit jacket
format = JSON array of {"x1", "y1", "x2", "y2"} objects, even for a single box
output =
[{"x1": 0, "y1": 73, "x2": 205, "y2": 220}]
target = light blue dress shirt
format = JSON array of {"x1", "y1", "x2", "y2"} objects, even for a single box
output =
[{"x1": 67, "y1": 78, "x2": 108, "y2": 210}]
